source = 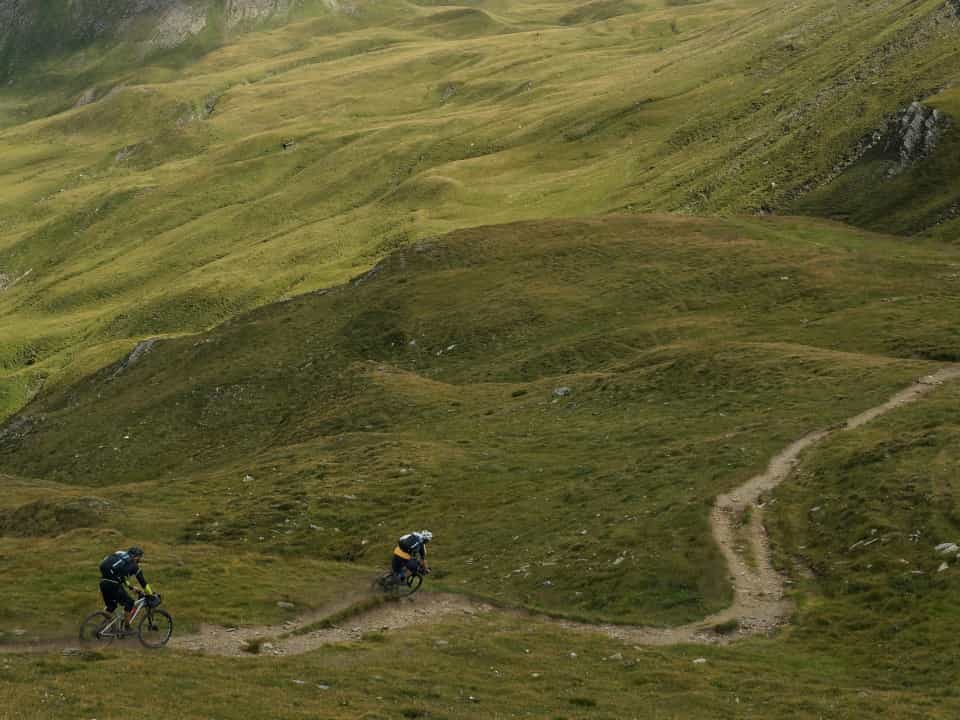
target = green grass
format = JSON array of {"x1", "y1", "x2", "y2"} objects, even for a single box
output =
[
  {"x1": 1, "y1": 0, "x2": 958, "y2": 425},
  {"x1": 3, "y1": 213, "x2": 960, "y2": 635},
  {"x1": 768, "y1": 381, "x2": 960, "y2": 688},
  {"x1": 1, "y1": 2, "x2": 960, "y2": 717},
  {"x1": 2, "y1": 610, "x2": 960, "y2": 718}
]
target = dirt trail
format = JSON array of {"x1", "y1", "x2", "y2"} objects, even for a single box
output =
[{"x1": 8, "y1": 369, "x2": 960, "y2": 657}]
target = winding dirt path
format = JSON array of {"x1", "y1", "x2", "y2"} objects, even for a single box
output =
[{"x1": 8, "y1": 369, "x2": 960, "y2": 657}]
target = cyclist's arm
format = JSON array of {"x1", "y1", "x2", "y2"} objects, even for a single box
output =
[{"x1": 128, "y1": 570, "x2": 153, "y2": 594}]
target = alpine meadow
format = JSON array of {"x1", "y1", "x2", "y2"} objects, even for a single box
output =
[{"x1": 1, "y1": 1, "x2": 960, "y2": 718}]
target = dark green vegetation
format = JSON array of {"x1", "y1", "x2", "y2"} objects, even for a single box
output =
[
  {"x1": 797, "y1": 86, "x2": 960, "y2": 239},
  {"x1": 2, "y1": 0, "x2": 960, "y2": 717}
]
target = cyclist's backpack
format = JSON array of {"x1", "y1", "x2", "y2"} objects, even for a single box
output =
[
  {"x1": 99, "y1": 550, "x2": 130, "y2": 579},
  {"x1": 398, "y1": 533, "x2": 416, "y2": 554}
]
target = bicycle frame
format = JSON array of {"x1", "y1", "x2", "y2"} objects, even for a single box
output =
[{"x1": 101, "y1": 594, "x2": 150, "y2": 638}]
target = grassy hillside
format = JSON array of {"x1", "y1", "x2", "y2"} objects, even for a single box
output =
[
  {"x1": 2, "y1": 1, "x2": 960, "y2": 717},
  {"x1": 795, "y1": 84, "x2": 960, "y2": 239},
  {"x1": 3, "y1": 213, "x2": 960, "y2": 626},
  {"x1": 1, "y1": 0, "x2": 958, "y2": 422},
  {"x1": 2, "y1": 214, "x2": 960, "y2": 716}
]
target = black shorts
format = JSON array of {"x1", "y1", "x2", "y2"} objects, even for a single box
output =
[
  {"x1": 392, "y1": 555, "x2": 421, "y2": 575},
  {"x1": 99, "y1": 579, "x2": 134, "y2": 612}
]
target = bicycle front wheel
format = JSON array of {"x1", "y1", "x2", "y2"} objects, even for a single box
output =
[
  {"x1": 138, "y1": 609, "x2": 173, "y2": 648},
  {"x1": 398, "y1": 574, "x2": 423, "y2": 597},
  {"x1": 79, "y1": 611, "x2": 115, "y2": 646}
]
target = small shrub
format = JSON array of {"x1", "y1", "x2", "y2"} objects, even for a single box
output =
[
  {"x1": 713, "y1": 619, "x2": 739, "y2": 635},
  {"x1": 242, "y1": 638, "x2": 264, "y2": 654}
]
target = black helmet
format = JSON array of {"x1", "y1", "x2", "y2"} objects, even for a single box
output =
[{"x1": 127, "y1": 546, "x2": 144, "y2": 558}]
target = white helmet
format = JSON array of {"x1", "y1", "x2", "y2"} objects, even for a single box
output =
[{"x1": 419, "y1": 530, "x2": 433, "y2": 542}]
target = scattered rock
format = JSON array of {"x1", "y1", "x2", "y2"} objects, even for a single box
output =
[
  {"x1": 938, "y1": 562, "x2": 950, "y2": 573},
  {"x1": 277, "y1": 601, "x2": 295, "y2": 610},
  {"x1": 74, "y1": 87, "x2": 100, "y2": 107},
  {"x1": 553, "y1": 386, "x2": 573, "y2": 397},
  {"x1": 934, "y1": 542, "x2": 958, "y2": 556},
  {"x1": 61, "y1": 647, "x2": 82, "y2": 656},
  {"x1": 110, "y1": 339, "x2": 157, "y2": 379},
  {"x1": 692, "y1": 657, "x2": 707, "y2": 664},
  {"x1": 440, "y1": 83, "x2": 458, "y2": 102}
]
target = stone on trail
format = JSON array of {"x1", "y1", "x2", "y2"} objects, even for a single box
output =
[
  {"x1": 277, "y1": 601, "x2": 295, "y2": 609},
  {"x1": 934, "y1": 542, "x2": 958, "y2": 556}
]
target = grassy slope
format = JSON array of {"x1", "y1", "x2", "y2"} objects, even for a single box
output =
[
  {"x1": 0, "y1": 0, "x2": 958, "y2": 420},
  {"x1": 794, "y1": 85, "x2": 960, "y2": 238},
  {"x1": 3, "y1": 214, "x2": 960, "y2": 624},
  {"x1": 1, "y1": 1, "x2": 960, "y2": 717},
  {"x1": 2, "y1": 214, "x2": 960, "y2": 716}
]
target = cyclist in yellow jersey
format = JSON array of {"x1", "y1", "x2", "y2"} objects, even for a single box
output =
[{"x1": 392, "y1": 530, "x2": 432, "y2": 584}]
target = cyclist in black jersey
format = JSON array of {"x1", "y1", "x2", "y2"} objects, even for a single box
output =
[{"x1": 98, "y1": 546, "x2": 155, "y2": 628}]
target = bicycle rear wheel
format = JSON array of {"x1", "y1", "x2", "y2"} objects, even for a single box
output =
[
  {"x1": 371, "y1": 572, "x2": 392, "y2": 593},
  {"x1": 138, "y1": 609, "x2": 173, "y2": 648},
  {"x1": 79, "y1": 611, "x2": 115, "y2": 646}
]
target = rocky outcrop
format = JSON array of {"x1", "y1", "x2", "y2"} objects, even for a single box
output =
[
  {"x1": 226, "y1": 0, "x2": 293, "y2": 29},
  {"x1": 145, "y1": 3, "x2": 209, "y2": 50},
  {"x1": 0, "y1": 0, "x2": 308, "y2": 80},
  {"x1": 883, "y1": 101, "x2": 948, "y2": 175},
  {"x1": 819, "y1": 101, "x2": 950, "y2": 184}
]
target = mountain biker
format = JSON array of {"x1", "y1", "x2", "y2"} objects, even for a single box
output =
[
  {"x1": 392, "y1": 530, "x2": 432, "y2": 585},
  {"x1": 99, "y1": 546, "x2": 155, "y2": 629}
]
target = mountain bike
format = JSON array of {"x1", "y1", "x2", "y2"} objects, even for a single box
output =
[
  {"x1": 371, "y1": 566, "x2": 429, "y2": 597},
  {"x1": 79, "y1": 589, "x2": 173, "y2": 649}
]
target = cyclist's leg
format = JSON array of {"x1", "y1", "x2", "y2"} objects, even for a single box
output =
[
  {"x1": 116, "y1": 586, "x2": 135, "y2": 628},
  {"x1": 391, "y1": 555, "x2": 406, "y2": 583},
  {"x1": 99, "y1": 579, "x2": 119, "y2": 613},
  {"x1": 406, "y1": 558, "x2": 421, "y2": 577}
]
